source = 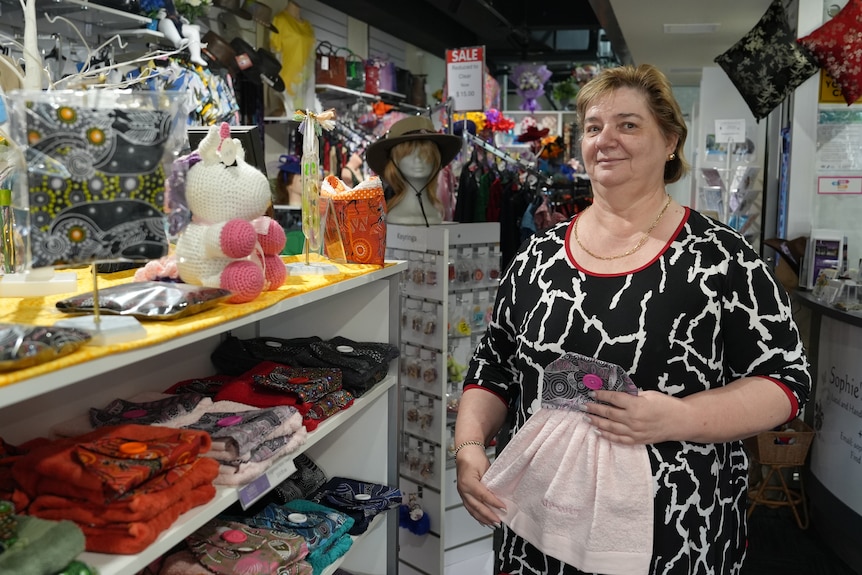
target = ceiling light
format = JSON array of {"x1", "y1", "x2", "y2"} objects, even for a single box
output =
[{"x1": 663, "y1": 23, "x2": 720, "y2": 34}]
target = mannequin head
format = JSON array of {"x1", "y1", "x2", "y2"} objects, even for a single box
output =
[
  {"x1": 365, "y1": 116, "x2": 461, "y2": 226},
  {"x1": 384, "y1": 140, "x2": 442, "y2": 212}
]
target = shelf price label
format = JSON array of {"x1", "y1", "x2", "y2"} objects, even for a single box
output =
[{"x1": 446, "y1": 46, "x2": 485, "y2": 112}]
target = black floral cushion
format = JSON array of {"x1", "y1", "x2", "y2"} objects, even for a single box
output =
[
  {"x1": 798, "y1": 0, "x2": 862, "y2": 105},
  {"x1": 714, "y1": 0, "x2": 819, "y2": 120}
]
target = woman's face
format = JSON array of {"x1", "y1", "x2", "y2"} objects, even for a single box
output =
[
  {"x1": 581, "y1": 87, "x2": 676, "y2": 190},
  {"x1": 396, "y1": 148, "x2": 434, "y2": 179}
]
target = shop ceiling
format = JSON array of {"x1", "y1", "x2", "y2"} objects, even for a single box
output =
[{"x1": 315, "y1": 0, "x2": 776, "y2": 87}]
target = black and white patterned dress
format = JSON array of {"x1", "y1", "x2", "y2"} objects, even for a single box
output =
[{"x1": 464, "y1": 208, "x2": 811, "y2": 575}]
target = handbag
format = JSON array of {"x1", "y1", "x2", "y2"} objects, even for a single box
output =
[
  {"x1": 321, "y1": 174, "x2": 387, "y2": 266},
  {"x1": 344, "y1": 50, "x2": 365, "y2": 91},
  {"x1": 315, "y1": 41, "x2": 347, "y2": 87}
]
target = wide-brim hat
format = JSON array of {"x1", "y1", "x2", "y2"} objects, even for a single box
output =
[
  {"x1": 230, "y1": 37, "x2": 261, "y2": 81},
  {"x1": 517, "y1": 125, "x2": 550, "y2": 142},
  {"x1": 212, "y1": 0, "x2": 251, "y2": 19},
  {"x1": 243, "y1": 0, "x2": 279, "y2": 33},
  {"x1": 201, "y1": 31, "x2": 239, "y2": 75},
  {"x1": 365, "y1": 116, "x2": 461, "y2": 176},
  {"x1": 256, "y1": 47, "x2": 285, "y2": 92}
]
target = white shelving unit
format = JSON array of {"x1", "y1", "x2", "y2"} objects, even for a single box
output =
[
  {"x1": 0, "y1": 262, "x2": 406, "y2": 575},
  {"x1": 387, "y1": 222, "x2": 500, "y2": 575}
]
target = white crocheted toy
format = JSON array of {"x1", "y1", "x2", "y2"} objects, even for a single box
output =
[{"x1": 174, "y1": 123, "x2": 285, "y2": 303}]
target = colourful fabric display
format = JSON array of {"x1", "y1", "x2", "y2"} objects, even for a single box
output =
[
  {"x1": 186, "y1": 405, "x2": 301, "y2": 462},
  {"x1": 310, "y1": 477, "x2": 402, "y2": 535},
  {"x1": 90, "y1": 393, "x2": 204, "y2": 427},
  {"x1": 12, "y1": 425, "x2": 211, "y2": 505},
  {"x1": 0, "y1": 514, "x2": 85, "y2": 575},
  {"x1": 252, "y1": 364, "x2": 342, "y2": 403},
  {"x1": 165, "y1": 375, "x2": 235, "y2": 397},
  {"x1": 0, "y1": 499, "x2": 16, "y2": 553},
  {"x1": 304, "y1": 390, "x2": 355, "y2": 425},
  {"x1": 8, "y1": 91, "x2": 185, "y2": 268},
  {"x1": 185, "y1": 518, "x2": 311, "y2": 575},
  {"x1": 10, "y1": 425, "x2": 218, "y2": 554},
  {"x1": 213, "y1": 364, "x2": 314, "y2": 415},
  {"x1": 52, "y1": 392, "x2": 216, "y2": 438},
  {"x1": 27, "y1": 458, "x2": 219, "y2": 525},
  {"x1": 232, "y1": 499, "x2": 354, "y2": 575}
]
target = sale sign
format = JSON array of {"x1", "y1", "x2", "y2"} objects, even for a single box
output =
[{"x1": 446, "y1": 46, "x2": 485, "y2": 112}]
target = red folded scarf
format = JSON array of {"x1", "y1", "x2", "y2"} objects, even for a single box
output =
[{"x1": 12, "y1": 424, "x2": 211, "y2": 505}]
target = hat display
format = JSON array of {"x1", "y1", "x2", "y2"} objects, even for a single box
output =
[
  {"x1": 201, "y1": 31, "x2": 238, "y2": 75},
  {"x1": 243, "y1": 0, "x2": 279, "y2": 33},
  {"x1": 229, "y1": 37, "x2": 261, "y2": 78},
  {"x1": 256, "y1": 47, "x2": 285, "y2": 92},
  {"x1": 212, "y1": 0, "x2": 251, "y2": 19},
  {"x1": 516, "y1": 125, "x2": 550, "y2": 142},
  {"x1": 365, "y1": 116, "x2": 461, "y2": 177}
]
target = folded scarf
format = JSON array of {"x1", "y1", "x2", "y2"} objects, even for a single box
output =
[
  {"x1": 27, "y1": 457, "x2": 219, "y2": 525},
  {"x1": 201, "y1": 407, "x2": 303, "y2": 462},
  {"x1": 185, "y1": 518, "x2": 311, "y2": 575},
  {"x1": 309, "y1": 477, "x2": 401, "y2": 535},
  {"x1": 157, "y1": 548, "x2": 214, "y2": 575},
  {"x1": 215, "y1": 428, "x2": 308, "y2": 486},
  {"x1": 52, "y1": 392, "x2": 215, "y2": 438},
  {"x1": 213, "y1": 365, "x2": 314, "y2": 414},
  {"x1": 0, "y1": 515, "x2": 85, "y2": 575},
  {"x1": 233, "y1": 500, "x2": 354, "y2": 575},
  {"x1": 76, "y1": 482, "x2": 216, "y2": 554},
  {"x1": 12, "y1": 425, "x2": 211, "y2": 505}
]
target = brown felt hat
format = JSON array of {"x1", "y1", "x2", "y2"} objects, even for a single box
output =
[
  {"x1": 243, "y1": 0, "x2": 279, "y2": 33},
  {"x1": 212, "y1": 0, "x2": 252, "y2": 19},
  {"x1": 201, "y1": 31, "x2": 239, "y2": 75},
  {"x1": 365, "y1": 116, "x2": 461, "y2": 177}
]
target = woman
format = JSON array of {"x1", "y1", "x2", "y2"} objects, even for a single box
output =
[{"x1": 454, "y1": 64, "x2": 811, "y2": 574}]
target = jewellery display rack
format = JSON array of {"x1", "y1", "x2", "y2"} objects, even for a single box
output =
[{"x1": 387, "y1": 222, "x2": 500, "y2": 575}]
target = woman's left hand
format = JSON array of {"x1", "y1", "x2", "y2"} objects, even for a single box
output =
[{"x1": 581, "y1": 389, "x2": 684, "y2": 445}]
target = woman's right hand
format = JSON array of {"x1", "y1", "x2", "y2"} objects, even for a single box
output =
[{"x1": 456, "y1": 446, "x2": 505, "y2": 528}]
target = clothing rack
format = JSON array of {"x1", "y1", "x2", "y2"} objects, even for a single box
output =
[{"x1": 462, "y1": 131, "x2": 552, "y2": 186}]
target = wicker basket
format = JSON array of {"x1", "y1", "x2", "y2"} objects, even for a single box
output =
[{"x1": 743, "y1": 418, "x2": 814, "y2": 466}]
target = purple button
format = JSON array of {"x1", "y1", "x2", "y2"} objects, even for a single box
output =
[
  {"x1": 122, "y1": 409, "x2": 148, "y2": 419},
  {"x1": 217, "y1": 415, "x2": 244, "y2": 427},
  {"x1": 582, "y1": 374, "x2": 604, "y2": 390},
  {"x1": 221, "y1": 529, "x2": 247, "y2": 543}
]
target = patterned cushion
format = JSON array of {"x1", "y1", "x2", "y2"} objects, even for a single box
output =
[
  {"x1": 714, "y1": 0, "x2": 819, "y2": 119},
  {"x1": 798, "y1": 0, "x2": 862, "y2": 105}
]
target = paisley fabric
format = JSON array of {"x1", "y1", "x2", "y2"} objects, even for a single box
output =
[
  {"x1": 8, "y1": 91, "x2": 184, "y2": 268},
  {"x1": 185, "y1": 518, "x2": 310, "y2": 575},
  {"x1": 798, "y1": 0, "x2": 862, "y2": 105},
  {"x1": 252, "y1": 365, "x2": 342, "y2": 403},
  {"x1": 464, "y1": 209, "x2": 811, "y2": 574},
  {"x1": 89, "y1": 393, "x2": 207, "y2": 428},
  {"x1": 714, "y1": 0, "x2": 819, "y2": 120},
  {"x1": 310, "y1": 477, "x2": 401, "y2": 535},
  {"x1": 0, "y1": 324, "x2": 91, "y2": 372},
  {"x1": 74, "y1": 431, "x2": 206, "y2": 499}
]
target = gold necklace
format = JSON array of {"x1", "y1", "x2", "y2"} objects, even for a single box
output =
[{"x1": 573, "y1": 194, "x2": 672, "y2": 261}]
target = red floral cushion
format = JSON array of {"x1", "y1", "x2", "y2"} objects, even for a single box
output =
[{"x1": 798, "y1": 0, "x2": 862, "y2": 105}]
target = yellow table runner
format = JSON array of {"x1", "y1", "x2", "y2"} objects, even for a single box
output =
[{"x1": 0, "y1": 255, "x2": 392, "y2": 389}]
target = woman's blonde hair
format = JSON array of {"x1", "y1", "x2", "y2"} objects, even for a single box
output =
[
  {"x1": 383, "y1": 140, "x2": 443, "y2": 211},
  {"x1": 575, "y1": 64, "x2": 690, "y2": 184}
]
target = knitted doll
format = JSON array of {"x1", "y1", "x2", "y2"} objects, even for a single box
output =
[{"x1": 173, "y1": 123, "x2": 286, "y2": 303}]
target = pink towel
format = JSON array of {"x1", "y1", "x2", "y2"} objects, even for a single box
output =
[{"x1": 482, "y1": 407, "x2": 653, "y2": 575}]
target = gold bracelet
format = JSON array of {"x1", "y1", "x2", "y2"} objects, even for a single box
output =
[{"x1": 453, "y1": 440, "x2": 486, "y2": 459}]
